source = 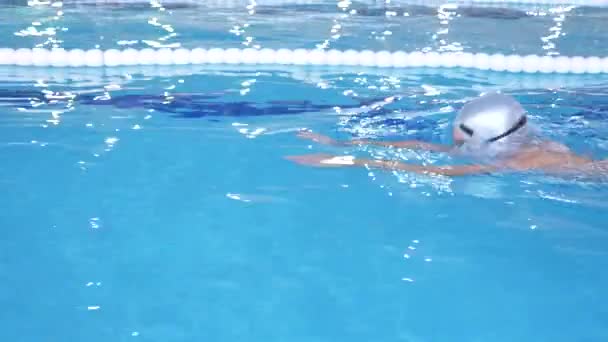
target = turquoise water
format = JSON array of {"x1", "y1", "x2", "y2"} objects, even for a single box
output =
[{"x1": 2, "y1": 1, "x2": 608, "y2": 341}]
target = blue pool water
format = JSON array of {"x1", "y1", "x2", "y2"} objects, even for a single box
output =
[{"x1": 2, "y1": 1, "x2": 608, "y2": 341}]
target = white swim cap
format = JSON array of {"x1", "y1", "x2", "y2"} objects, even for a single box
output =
[{"x1": 453, "y1": 92, "x2": 528, "y2": 154}]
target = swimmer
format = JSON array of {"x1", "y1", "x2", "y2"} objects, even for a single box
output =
[{"x1": 286, "y1": 92, "x2": 608, "y2": 178}]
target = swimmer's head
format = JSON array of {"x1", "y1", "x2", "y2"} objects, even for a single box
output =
[{"x1": 452, "y1": 92, "x2": 530, "y2": 157}]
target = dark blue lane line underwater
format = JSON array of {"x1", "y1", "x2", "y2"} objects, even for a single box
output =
[
  {"x1": 2, "y1": 88, "x2": 608, "y2": 143},
  {"x1": 0, "y1": 88, "x2": 451, "y2": 140},
  {"x1": 0, "y1": 89, "x2": 406, "y2": 118}
]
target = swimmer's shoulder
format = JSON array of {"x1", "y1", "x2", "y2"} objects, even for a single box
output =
[
  {"x1": 540, "y1": 140, "x2": 571, "y2": 153},
  {"x1": 502, "y1": 140, "x2": 593, "y2": 172}
]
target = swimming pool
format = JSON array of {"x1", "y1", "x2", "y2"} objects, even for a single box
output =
[{"x1": 1, "y1": 1, "x2": 608, "y2": 341}]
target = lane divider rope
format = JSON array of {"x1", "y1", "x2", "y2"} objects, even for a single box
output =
[{"x1": 0, "y1": 48, "x2": 607, "y2": 74}]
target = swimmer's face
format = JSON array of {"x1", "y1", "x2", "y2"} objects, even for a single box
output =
[{"x1": 452, "y1": 126, "x2": 465, "y2": 146}]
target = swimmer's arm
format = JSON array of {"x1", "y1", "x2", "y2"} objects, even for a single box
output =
[
  {"x1": 286, "y1": 154, "x2": 499, "y2": 176},
  {"x1": 351, "y1": 139, "x2": 452, "y2": 152},
  {"x1": 297, "y1": 131, "x2": 452, "y2": 152},
  {"x1": 357, "y1": 158, "x2": 497, "y2": 176}
]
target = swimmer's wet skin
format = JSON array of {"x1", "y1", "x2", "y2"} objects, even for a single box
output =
[{"x1": 286, "y1": 92, "x2": 608, "y2": 178}]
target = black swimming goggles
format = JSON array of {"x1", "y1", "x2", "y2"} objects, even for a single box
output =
[{"x1": 459, "y1": 115, "x2": 527, "y2": 143}]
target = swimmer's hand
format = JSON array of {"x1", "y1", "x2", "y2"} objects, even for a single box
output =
[
  {"x1": 296, "y1": 130, "x2": 373, "y2": 147},
  {"x1": 285, "y1": 154, "x2": 355, "y2": 167},
  {"x1": 296, "y1": 131, "x2": 348, "y2": 146},
  {"x1": 286, "y1": 153, "x2": 497, "y2": 176}
]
